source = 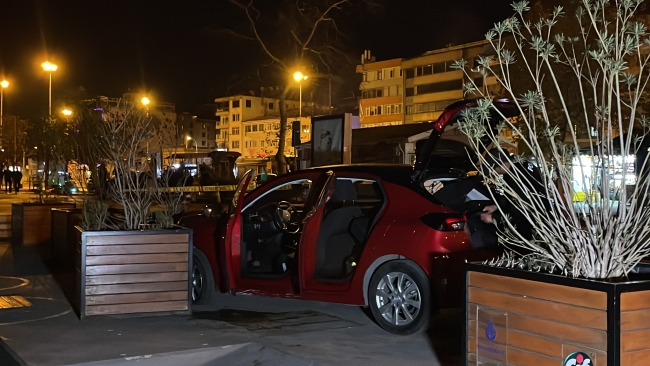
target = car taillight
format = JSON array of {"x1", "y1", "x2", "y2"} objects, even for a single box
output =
[{"x1": 420, "y1": 213, "x2": 467, "y2": 231}]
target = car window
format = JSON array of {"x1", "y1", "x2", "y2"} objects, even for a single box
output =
[
  {"x1": 243, "y1": 179, "x2": 312, "y2": 212},
  {"x1": 354, "y1": 180, "x2": 382, "y2": 202}
]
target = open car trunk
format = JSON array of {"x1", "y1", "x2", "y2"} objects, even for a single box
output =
[{"x1": 412, "y1": 99, "x2": 521, "y2": 188}]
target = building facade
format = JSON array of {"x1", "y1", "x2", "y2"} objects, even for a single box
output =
[
  {"x1": 177, "y1": 113, "x2": 216, "y2": 150},
  {"x1": 241, "y1": 112, "x2": 311, "y2": 159},
  {"x1": 213, "y1": 95, "x2": 302, "y2": 155},
  {"x1": 402, "y1": 40, "x2": 501, "y2": 124},
  {"x1": 356, "y1": 51, "x2": 404, "y2": 128}
]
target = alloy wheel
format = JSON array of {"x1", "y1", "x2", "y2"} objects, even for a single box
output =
[
  {"x1": 192, "y1": 262, "x2": 204, "y2": 302},
  {"x1": 374, "y1": 271, "x2": 422, "y2": 326}
]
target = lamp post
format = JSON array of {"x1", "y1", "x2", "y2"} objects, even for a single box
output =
[
  {"x1": 41, "y1": 62, "x2": 58, "y2": 116},
  {"x1": 186, "y1": 135, "x2": 197, "y2": 153},
  {"x1": 292, "y1": 71, "x2": 308, "y2": 118},
  {"x1": 141, "y1": 97, "x2": 150, "y2": 107},
  {"x1": 1, "y1": 80, "x2": 8, "y2": 150}
]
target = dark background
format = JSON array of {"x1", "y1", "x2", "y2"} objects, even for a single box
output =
[{"x1": 0, "y1": 0, "x2": 514, "y2": 121}]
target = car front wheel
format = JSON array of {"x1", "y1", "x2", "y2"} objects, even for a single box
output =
[
  {"x1": 192, "y1": 249, "x2": 215, "y2": 305},
  {"x1": 368, "y1": 260, "x2": 430, "y2": 335}
]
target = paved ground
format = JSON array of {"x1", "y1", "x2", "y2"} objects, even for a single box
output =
[{"x1": 0, "y1": 193, "x2": 463, "y2": 366}]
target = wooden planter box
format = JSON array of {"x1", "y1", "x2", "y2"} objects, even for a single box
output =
[
  {"x1": 75, "y1": 227, "x2": 193, "y2": 319},
  {"x1": 51, "y1": 208, "x2": 83, "y2": 268},
  {"x1": 464, "y1": 263, "x2": 650, "y2": 365},
  {"x1": 12, "y1": 202, "x2": 75, "y2": 245}
]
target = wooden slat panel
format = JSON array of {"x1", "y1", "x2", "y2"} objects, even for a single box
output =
[
  {"x1": 621, "y1": 349, "x2": 650, "y2": 364},
  {"x1": 85, "y1": 281, "x2": 187, "y2": 295},
  {"x1": 86, "y1": 233, "x2": 189, "y2": 246},
  {"x1": 85, "y1": 300, "x2": 188, "y2": 315},
  {"x1": 0, "y1": 223, "x2": 11, "y2": 230},
  {"x1": 86, "y1": 243, "x2": 188, "y2": 256},
  {"x1": 86, "y1": 262, "x2": 188, "y2": 275},
  {"x1": 468, "y1": 337, "x2": 476, "y2": 354},
  {"x1": 85, "y1": 253, "x2": 188, "y2": 266},
  {"x1": 621, "y1": 290, "x2": 650, "y2": 311},
  {"x1": 468, "y1": 320, "x2": 476, "y2": 337},
  {"x1": 86, "y1": 291, "x2": 187, "y2": 305},
  {"x1": 468, "y1": 287, "x2": 607, "y2": 330},
  {"x1": 86, "y1": 272, "x2": 188, "y2": 285},
  {"x1": 621, "y1": 329, "x2": 650, "y2": 352},
  {"x1": 506, "y1": 330, "x2": 561, "y2": 359},
  {"x1": 0, "y1": 215, "x2": 12, "y2": 223},
  {"x1": 507, "y1": 347, "x2": 558, "y2": 365},
  {"x1": 621, "y1": 309, "x2": 650, "y2": 331},
  {"x1": 468, "y1": 272, "x2": 607, "y2": 310},
  {"x1": 468, "y1": 302, "x2": 607, "y2": 350}
]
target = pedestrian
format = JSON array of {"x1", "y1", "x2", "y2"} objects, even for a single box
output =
[
  {"x1": 4, "y1": 168, "x2": 12, "y2": 193},
  {"x1": 476, "y1": 148, "x2": 548, "y2": 240},
  {"x1": 13, "y1": 169, "x2": 22, "y2": 194},
  {"x1": 425, "y1": 161, "x2": 497, "y2": 249}
]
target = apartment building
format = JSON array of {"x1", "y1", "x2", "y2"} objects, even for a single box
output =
[
  {"x1": 213, "y1": 95, "x2": 301, "y2": 154},
  {"x1": 176, "y1": 113, "x2": 216, "y2": 150},
  {"x1": 402, "y1": 40, "x2": 501, "y2": 124},
  {"x1": 241, "y1": 111, "x2": 311, "y2": 159},
  {"x1": 356, "y1": 50, "x2": 404, "y2": 128}
]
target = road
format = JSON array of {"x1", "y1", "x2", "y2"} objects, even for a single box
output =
[{"x1": 0, "y1": 241, "x2": 462, "y2": 365}]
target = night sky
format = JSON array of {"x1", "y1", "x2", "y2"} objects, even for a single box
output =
[{"x1": 0, "y1": 0, "x2": 514, "y2": 121}]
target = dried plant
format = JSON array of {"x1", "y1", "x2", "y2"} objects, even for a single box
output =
[
  {"x1": 454, "y1": 0, "x2": 650, "y2": 278},
  {"x1": 80, "y1": 199, "x2": 111, "y2": 231},
  {"x1": 92, "y1": 103, "x2": 156, "y2": 230}
]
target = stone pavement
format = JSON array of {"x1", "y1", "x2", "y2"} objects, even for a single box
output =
[{"x1": 0, "y1": 195, "x2": 459, "y2": 366}]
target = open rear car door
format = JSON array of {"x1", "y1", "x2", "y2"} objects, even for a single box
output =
[{"x1": 223, "y1": 170, "x2": 254, "y2": 290}]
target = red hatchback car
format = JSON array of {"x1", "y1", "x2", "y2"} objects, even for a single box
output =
[{"x1": 181, "y1": 99, "x2": 518, "y2": 334}]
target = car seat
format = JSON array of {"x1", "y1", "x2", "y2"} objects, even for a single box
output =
[{"x1": 315, "y1": 179, "x2": 364, "y2": 279}]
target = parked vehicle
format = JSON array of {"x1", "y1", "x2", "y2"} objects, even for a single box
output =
[{"x1": 181, "y1": 99, "x2": 519, "y2": 334}]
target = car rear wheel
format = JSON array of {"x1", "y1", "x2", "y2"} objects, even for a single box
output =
[
  {"x1": 192, "y1": 249, "x2": 215, "y2": 305},
  {"x1": 368, "y1": 260, "x2": 430, "y2": 335}
]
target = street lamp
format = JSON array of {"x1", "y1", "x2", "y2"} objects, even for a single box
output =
[
  {"x1": 41, "y1": 62, "x2": 58, "y2": 116},
  {"x1": 186, "y1": 135, "x2": 197, "y2": 153},
  {"x1": 292, "y1": 71, "x2": 308, "y2": 118},
  {"x1": 141, "y1": 97, "x2": 150, "y2": 106},
  {"x1": 1, "y1": 80, "x2": 8, "y2": 149}
]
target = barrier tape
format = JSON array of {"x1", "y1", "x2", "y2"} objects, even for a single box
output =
[{"x1": 123, "y1": 184, "x2": 253, "y2": 193}]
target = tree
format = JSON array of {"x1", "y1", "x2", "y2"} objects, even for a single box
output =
[
  {"x1": 455, "y1": 0, "x2": 650, "y2": 278},
  {"x1": 225, "y1": 0, "x2": 376, "y2": 174}
]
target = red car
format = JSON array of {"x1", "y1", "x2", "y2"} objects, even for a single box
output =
[{"x1": 181, "y1": 100, "x2": 518, "y2": 334}]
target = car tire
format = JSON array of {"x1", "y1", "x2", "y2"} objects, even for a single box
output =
[
  {"x1": 368, "y1": 260, "x2": 431, "y2": 335},
  {"x1": 192, "y1": 249, "x2": 215, "y2": 305}
]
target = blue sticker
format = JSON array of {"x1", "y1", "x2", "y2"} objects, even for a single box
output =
[{"x1": 485, "y1": 320, "x2": 496, "y2": 341}]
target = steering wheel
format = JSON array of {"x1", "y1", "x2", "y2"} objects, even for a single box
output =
[{"x1": 274, "y1": 201, "x2": 300, "y2": 234}]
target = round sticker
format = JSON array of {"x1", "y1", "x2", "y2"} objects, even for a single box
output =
[{"x1": 564, "y1": 351, "x2": 592, "y2": 366}]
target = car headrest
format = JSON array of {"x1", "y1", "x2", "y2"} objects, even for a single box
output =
[{"x1": 334, "y1": 179, "x2": 357, "y2": 202}]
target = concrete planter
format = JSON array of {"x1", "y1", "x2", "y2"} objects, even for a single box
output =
[
  {"x1": 464, "y1": 263, "x2": 650, "y2": 365},
  {"x1": 12, "y1": 202, "x2": 76, "y2": 246},
  {"x1": 75, "y1": 227, "x2": 193, "y2": 319}
]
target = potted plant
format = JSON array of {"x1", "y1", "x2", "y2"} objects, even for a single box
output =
[
  {"x1": 451, "y1": 1, "x2": 650, "y2": 364},
  {"x1": 73, "y1": 100, "x2": 192, "y2": 319}
]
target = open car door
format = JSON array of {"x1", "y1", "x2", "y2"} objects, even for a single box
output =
[{"x1": 223, "y1": 170, "x2": 254, "y2": 290}]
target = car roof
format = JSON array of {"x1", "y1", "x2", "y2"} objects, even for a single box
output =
[{"x1": 306, "y1": 164, "x2": 415, "y2": 187}]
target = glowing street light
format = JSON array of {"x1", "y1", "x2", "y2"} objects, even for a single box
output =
[
  {"x1": 42, "y1": 61, "x2": 58, "y2": 116},
  {"x1": 141, "y1": 97, "x2": 150, "y2": 106},
  {"x1": 292, "y1": 72, "x2": 308, "y2": 118},
  {"x1": 62, "y1": 109, "x2": 72, "y2": 116},
  {"x1": 1, "y1": 80, "x2": 8, "y2": 149},
  {"x1": 186, "y1": 135, "x2": 198, "y2": 153}
]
